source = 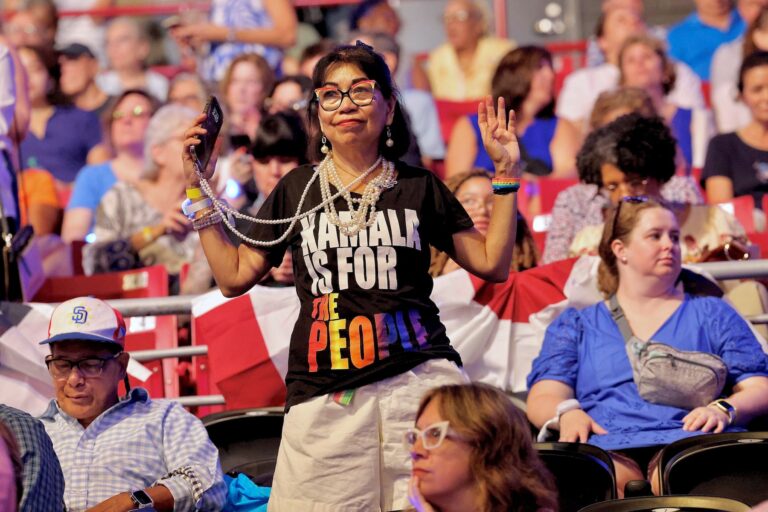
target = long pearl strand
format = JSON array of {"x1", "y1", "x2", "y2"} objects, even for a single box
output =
[{"x1": 318, "y1": 155, "x2": 397, "y2": 237}]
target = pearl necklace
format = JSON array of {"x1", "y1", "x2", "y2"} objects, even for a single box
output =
[
  {"x1": 318, "y1": 154, "x2": 397, "y2": 237},
  {"x1": 193, "y1": 152, "x2": 396, "y2": 246}
]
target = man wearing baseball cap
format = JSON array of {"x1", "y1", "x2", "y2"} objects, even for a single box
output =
[
  {"x1": 58, "y1": 43, "x2": 111, "y2": 117},
  {"x1": 38, "y1": 297, "x2": 226, "y2": 511}
]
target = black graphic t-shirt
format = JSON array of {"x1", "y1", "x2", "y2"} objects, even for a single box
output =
[{"x1": 247, "y1": 162, "x2": 473, "y2": 408}]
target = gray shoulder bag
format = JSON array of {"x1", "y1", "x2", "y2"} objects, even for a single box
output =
[{"x1": 608, "y1": 295, "x2": 727, "y2": 409}]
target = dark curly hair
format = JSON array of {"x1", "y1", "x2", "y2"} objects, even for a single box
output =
[
  {"x1": 576, "y1": 113, "x2": 677, "y2": 186},
  {"x1": 415, "y1": 383, "x2": 558, "y2": 512},
  {"x1": 307, "y1": 42, "x2": 410, "y2": 161}
]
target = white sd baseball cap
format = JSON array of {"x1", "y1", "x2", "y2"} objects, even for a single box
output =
[{"x1": 39, "y1": 297, "x2": 126, "y2": 348}]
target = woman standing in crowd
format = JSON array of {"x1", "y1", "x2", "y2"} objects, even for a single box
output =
[
  {"x1": 406, "y1": 383, "x2": 557, "y2": 512},
  {"x1": 618, "y1": 34, "x2": 713, "y2": 169},
  {"x1": 62, "y1": 90, "x2": 158, "y2": 242},
  {"x1": 704, "y1": 51, "x2": 768, "y2": 216},
  {"x1": 18, "y1": 45, "x2": 106, "y2": 191},
  {"x1": 528, "y1": 197, "x2": 768, "y2": 497},
  {"x1": 430, "y1": 170, "x2": 538, "y2": 277},
  {"x1": 447, "y1": 46, "x2": 579, "y2": 180},
  {"x1": 85, "y1": 105, "x2": 198, "y2": 277},
  {"x1": 182, "y1": 42, "x2": 522, "y2": 511}
]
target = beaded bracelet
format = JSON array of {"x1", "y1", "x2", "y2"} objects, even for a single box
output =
[
  {"x1": 186, "y1": 187, "x2": 204, "y2": 200},
  {"x1": 192, "y1": 210, "x2": 222, "y2": 231},
  {"x1": 182, "y1": 197, "x2": 213, "y2": 219},
  {"x1": 491, "y1": 177, "x2": 520, "y2": 195}
]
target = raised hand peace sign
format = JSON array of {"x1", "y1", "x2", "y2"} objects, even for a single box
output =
[{"x1": 477, "y1": 96, "x2": 521, "y2": 178}]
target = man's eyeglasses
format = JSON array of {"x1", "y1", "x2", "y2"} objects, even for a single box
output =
[
  {"x1": 314, "y1": 80, "x2": 377, "y2": 112},
  {"x1": 609, "y1": 195, "x2": 648, "y2": 242},
  {"x1": 443, "y1": 9, "x2": 477, "y2": 24},
  {"x1": 45, "y1": 352, "x2": 123, "y2": 379},
  {"x1": 112, "y1": 105, "x2": 149, "y2": 121},
  {"x1": 403, "y1": 421, "x2": 467, "y2": 451}
]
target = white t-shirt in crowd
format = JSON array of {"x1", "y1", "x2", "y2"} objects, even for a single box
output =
[{"x1": 710, "y1": 36, "x2": 751, "y2": 133}]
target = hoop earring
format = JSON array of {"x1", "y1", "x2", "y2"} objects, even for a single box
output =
[
  {"x1": 385, "y1": 126, "x2": 394, "y2": 148},
  {"x1": 321, "y1": 135, "x2": 329, "y2": 154}
]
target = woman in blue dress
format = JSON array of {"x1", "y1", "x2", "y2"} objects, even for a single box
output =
[
  {"x1": 527, "y1": 196, "x2": 768, "y2": 497},
  {"x1": 446, "y1": 46, "x2": 580, "y2": 180}
]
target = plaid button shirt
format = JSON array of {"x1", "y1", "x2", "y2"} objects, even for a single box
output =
[
  {"x1": 40, "y1": 388, "x2": 227, "y2": 511},
  {"x1": 0, "y1": 404, "x2": 64, "y2": 511}
]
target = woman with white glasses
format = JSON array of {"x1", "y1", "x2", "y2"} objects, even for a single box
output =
[{"x1": 405, "y1": 383, "x2": 557, "y2": 512}]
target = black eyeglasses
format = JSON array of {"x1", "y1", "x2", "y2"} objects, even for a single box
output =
[
  {"x1": 314, "y1": 80, "x2": 377, "y2": 111},
  {"x1": 45, "y1": 352, "x2": 123, "y2": 379},
  {"x1": 609, "y1": 195, "x2": 648, "y2": 242}
]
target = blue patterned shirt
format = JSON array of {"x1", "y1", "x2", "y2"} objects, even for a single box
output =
[
  {"x1": 40, "y1": 388, "x2": 226, "y2": 511},
  {"x1": 0, "y1": 404, "x2": 64, "y2": 512},
  {"x1": 202, "y1": 0, "x2": 283, "y2": 81}
]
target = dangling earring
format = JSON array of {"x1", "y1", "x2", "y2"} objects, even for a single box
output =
[
  {"x1": 321, "y1": 135, "x2": 329, "y2": 154},
  {"x1": 385, "y1": 125, "x2": 394, "y2": 148}
]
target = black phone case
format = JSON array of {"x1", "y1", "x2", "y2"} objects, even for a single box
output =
[{"x1": 193, "y1": 96, "x2": 224, "y2": 171}]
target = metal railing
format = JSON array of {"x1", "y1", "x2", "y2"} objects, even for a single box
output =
[{"x1": 110, "y1": 259, "x2": 768, "y2": 408}]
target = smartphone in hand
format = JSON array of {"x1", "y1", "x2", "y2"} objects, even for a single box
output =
[{"x1": 191, "y1": 96, "x2": 224, "y2": 173}]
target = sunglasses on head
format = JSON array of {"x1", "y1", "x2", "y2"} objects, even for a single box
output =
[{"x1": 609, "y1": 195, "x2": 649, "y2": 242}]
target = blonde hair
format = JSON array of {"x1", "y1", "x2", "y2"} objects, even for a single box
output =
[
  {"x1": 589, "y1": 87, "x2": 657, "y2": 129},
  {"x1": 597, "y1": 197, "x2": 670, "y2": 297},
  {"x1": 618, "y1": 34, "x2": 676, "y2": 95},
  {"x1": 415, "y1": 383, "x2": 558, "y2": 512}
]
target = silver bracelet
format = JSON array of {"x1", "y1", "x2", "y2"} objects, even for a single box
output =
[{"x1": 192, "y1": 210, "x2": 222, "y2": 231}]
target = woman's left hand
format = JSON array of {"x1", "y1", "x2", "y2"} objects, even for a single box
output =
[
  {"x1": 682, "y1": 405, "x2": 730, "y2": 433},
  {"x1": 408, "y1": 475, "x2": 436, "y2": 512},
  {"x1": 477, "y1": 95, "x2": 521, "y2": 178}
]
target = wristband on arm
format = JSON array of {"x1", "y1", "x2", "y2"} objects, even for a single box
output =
[{"x1": 537, "y1": 398, "x2": 581, "y2": 442}]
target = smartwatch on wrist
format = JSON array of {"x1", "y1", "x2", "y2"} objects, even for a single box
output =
[
  {"x1": 709, "y1": 399, "x2": 736, "y2": 425},
  {"x1": 130, "y1": 489, "x2": 154, "y2": 509}
]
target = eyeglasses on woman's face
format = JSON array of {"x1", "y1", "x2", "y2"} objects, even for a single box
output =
[
  {"x1": 112, "y1": 104, "x2": 150, "y2": 121},
  {"x1": 314, "y1": 80, "x2": 377, "y2": 112},
  {"x1": 403, "y1": 421, "x2": 467, "y2": 451},
  {"x1": 45, "y1": 352, "x2": 123, "y2": 379}
]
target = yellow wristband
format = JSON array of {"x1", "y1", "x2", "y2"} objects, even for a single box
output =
[
  {"x1": 186, "y1": 187, "x2": 204, "y2": 200},
  {"x1": 142, "y1": 226, "x2": 154, "y2": 243}
]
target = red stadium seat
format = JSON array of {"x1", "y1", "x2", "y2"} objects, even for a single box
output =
[{"x1": 434, "y1": 99, "x2": 482, "y2": 144}]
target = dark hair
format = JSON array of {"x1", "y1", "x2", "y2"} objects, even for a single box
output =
[
  {"x1": 743, "y1": 6, "x2": 768, "y2": 58},
  {"x1": 492, "y1": 46, "x2": 554, "y2": 118},
  {"x1": 598, "y1": 197, "x2": 671, "y2": 296},
  {"x1": 300, "y1": 39, "x2": 338, "y2": 67},
  {"x1": 416, "y1": 383, "x2": 558, "y2": 512},
  {"x1": 269, "y1": 74, "x2": 313, "y2": 98},
  {"x1": 576, "y1": 113, "x2": 676, "y2": 186},
  {"x1": 20, "y1": 45, "x2": 67, "y2": 106},
  {"x1": 350, "y1": 0, "x2": 386, "y2": 30},
  {"x1": 102, "y1": 89, "x2": 160, "y2": 152},
  {"x1": 307, "y1": 43, "x2": 410, "y2": 161},
  {"x1": 738, "y1": 50, "x2": 768, "y2": 93},
  {"x1": 250, "y1": 111, "x2": 309, "y2": 164}
]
